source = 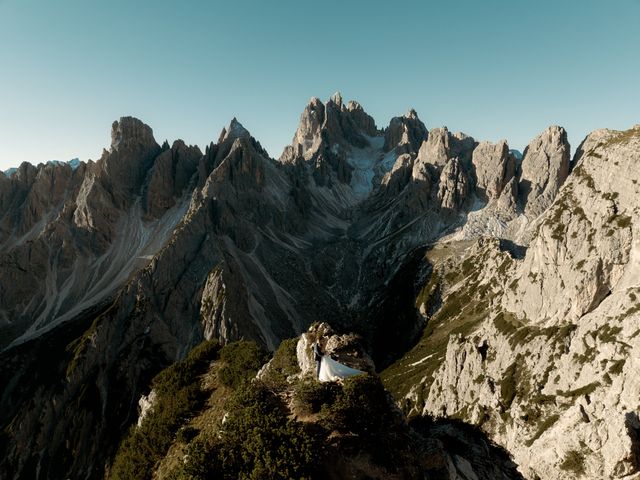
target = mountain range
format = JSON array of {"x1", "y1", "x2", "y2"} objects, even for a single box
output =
[{"x1": 1, "y1": 93, "x2": 639, "y2": 479}]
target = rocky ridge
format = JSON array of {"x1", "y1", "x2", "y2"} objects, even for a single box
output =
[{"x1": 384, "y1": 126, "x2": 640, "y2": 479}]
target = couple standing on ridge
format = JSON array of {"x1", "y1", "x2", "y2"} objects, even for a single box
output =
[{"x1": 313, "y1": 338, "x2": 365, "y2": 382}]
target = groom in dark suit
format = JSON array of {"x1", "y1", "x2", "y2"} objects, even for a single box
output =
[{"x1": 313, "y1": 341, "x2": 322, "y2": 378}]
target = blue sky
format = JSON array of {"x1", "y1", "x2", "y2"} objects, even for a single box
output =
[{"x1": 0, "y1": 0, "x2": 638, "y2": 170}]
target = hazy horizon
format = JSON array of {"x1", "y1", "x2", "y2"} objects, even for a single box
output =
[{"x1": 1, "y1": 0, "x2": 639, "y2": 171}]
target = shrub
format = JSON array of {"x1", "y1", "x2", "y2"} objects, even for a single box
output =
[
  {"x1": 525, "y1": 414, "x2": 560, "y2": 447},
  {"x1": 110, "y1": 340, "x2": 220, "y2": 480},
  {"x1": 180, "y1": 382, "x2": 323, "y2": 480},
  {"x1": 500, "y1": 362, "x2": 517, "y2": 408},
  {"x1": 218, "y1": 340, "x2": 269, "y2": 389},
  {"x1": 260, "y1": 338, "x2": 301, "y2": 390},
  {"x1": 556, "y1": 382, "x2": 599, "y2": 399},
  {"x1": 293, "y1": 379, "x2": 339, "y2": 415},
  {"x1": 559, "y1": 449, "x2": 586, "y2": 476},
  {"x1": 153, "y1": 339, "x2": 219, "y2": 395},
  {"x1": 320, "y1": 374, "x2": 392, "y2": 435},
  {"x1": 608, "y1": 358, "x2": 625, "y2": 375},
  {"x1": 176, "y1": 425, "x2": 199, "y2": 444}
]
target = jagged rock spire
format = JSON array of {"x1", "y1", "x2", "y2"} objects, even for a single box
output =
[
  {"x1": 472, "y1": 139, "x2": 516, "y2": 202},
  {"x1": 329, "y1": 91, "x2": 343, "y2": 108},
  {"x1": 383, "y1": 109, "x2": 427, "y2": 154},
  {"x1": 110, "y1": 116, "x2": 157, "y2": 152},
  {"x1": 218, "y1": 117, "x2": 251, "y2": 144},
  {"x1": 519, "y1": 125, "x2": 570, "y2": 218}
]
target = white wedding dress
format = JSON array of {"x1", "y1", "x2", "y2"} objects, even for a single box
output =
[{"x1": 318, "y1": 355, "x2": 364, "y2": 382}]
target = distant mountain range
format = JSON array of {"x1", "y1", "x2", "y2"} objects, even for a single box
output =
[{"x1": 2, "y1": 158, "x2": 80, "y2": 177}]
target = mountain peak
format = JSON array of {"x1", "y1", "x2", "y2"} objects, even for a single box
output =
[
  {"x1": 218, "y1": 117, "x2": 250, "y2": 144},
  {"x1": 110, "y1": 116, "x2": 156, "y2": 152},
  {"x1": 329, "y1": 91, "x2": 343, "y2": 107},
  {"x1": 383, "y1": 110, "x2": 428, "y2": 154}
]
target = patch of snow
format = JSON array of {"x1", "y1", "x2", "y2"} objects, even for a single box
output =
[
  {"x1": 68, "y1": 158, "x2": 81, "y2": 170},
  {"x1": 380, "y1": 148, "x2": 399, "y2": 172},
  {"x1": 409, "y1": 353, "x2": 435, "y2": 367},
  {"x1": 509, "y1": 149, "x2": 523, "y2": 161},
  {"x1": 344, "y1": 135, "x2": 389, "y2": 198}
]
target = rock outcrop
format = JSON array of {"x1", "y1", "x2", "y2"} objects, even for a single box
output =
[
  {"x1": 519, "y1": 125, "x2": 571, "y2": 219},
  {"x1": 415, "y1": 127, "x2": 476, "y2": 171},
  {"x1": 144, "y1": 140, "x2": 201, "y2": 218},
  {"x1": 438, "y1": 157, "x2": 471, "y2": 212},
  {"x1": 384, "y1": 125, "x2": 640, "y2": 480},
  {"x1": 383, "y1": 109, "x2": 427, "y2": 154},
  {"x1": 472, "y1": 140, "x2": 517, "y2": 202},
  {"x1": 296, "y1": 322, "x2": 376, "y2": 377}
]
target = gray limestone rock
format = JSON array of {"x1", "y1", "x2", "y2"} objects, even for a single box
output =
[
  {"x1": 383, "y1": 109, "x2": 427, "y2": 154},
  {"x1": 472, "y1": 140, "x2": 516, "y2": 202},
  {"x1": 346, "y1": 100, "x2": 378, "y2": 136},
  {"x1": 438, "y1": 157, "x2": 471, "y2": 212},
  {"x1": 519, "y1": 125, "x2": 570, "y2": 219}
]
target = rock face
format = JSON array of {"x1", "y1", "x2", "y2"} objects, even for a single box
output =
[
  {"x1": 472, "y1": 140, "x2": 517, "y2": 202},
  {"x1": 346, "y1": 100, "x2": 378, "y2": 136},
  {"x1": 1, "y1": 95, "x2": 639, "y2": 480},
  {"x1": 519, "y1": 125, "x2": 571, "y2": 219},
  {"x1": 384, "y1": 126, "x2": 640, "y2": 480},
  {"x1": 415, "y1": 127, "x2": 476, "y2": 171},
  {"x1": 383, "y1": 109, "x2": 427, "y2": 154},
  {"x1": 144, "y1": 140, "x2": 201, "y2": 218},
  {"x1": 0, "y1": 118, "x2": 193, "y2": 352},
  {"x1": 438, "y1": 157, "x2": 471, "y2": 211},
  {"x1": 296, "y1": 322, "x2": 375, "y2": 377}
]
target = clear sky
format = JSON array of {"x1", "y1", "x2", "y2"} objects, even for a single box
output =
[{"x1": 0, "y1": 0, "x2": 639, "y2": 170}]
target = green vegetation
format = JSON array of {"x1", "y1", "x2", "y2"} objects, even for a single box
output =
[
  {"x1": 572, "y1": 163, "x2": 596, "y2": 190},
  {"x1": 110, "y1": 327, "x2": 426, "y2": 480},
  {"x1": 218, "y1": 340, "x2": 269, "y2": 388},
  {"x1": 178, "y1": 381, "x2": 323, "y2": 480},
  {"x1": 616, "y1": 215, "x2": 632, "y2": 228},
  {"x1": 608, "y1": 358, "x2": 626, "y2": 375},
  {"x1": 259, "y1": 338, "x2": 300, "y2": 390},
  {"x1": 473, "y1": 374, "x2": 485, "y2": 385},
  {"x1": 493, "y1": 312, "x2": 576, "y2": 349},
  {"x1": 596, "y1": 324, "x2": 622, "y2": 344},
  {"x1": 602, "y1": 126, "x2": 640, "y2": 147},
  {"x1": 525, "y1": 414, "x2": 560, "y2": 447},
  {"x1": 544, "y1": 192, "x2": 571, "y2": 240},
  {"x1": 319, "y1": 374, "x2": 392, "y2": 434},
  {"x1": 172, "y1": 370, "x2": 409, "y2": 479},
  {"x1": 606, "y1": 213, "x2": 632, "y2": 231},
  {"x1": 559, "y1": 449, "x2": 586, "y2": 476},
  {"x1": 500, "y1": 362, "x2": 518, "y2": 408},
  {"x1": 110, "y1": 340, "x2": 220, "y2": 480},
  {"x1": 556, "y1": 382, "x2": 599, "y2": 399},
  {"x1": 293, "y1": 379, "x2": 339, "y2": 415}
]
